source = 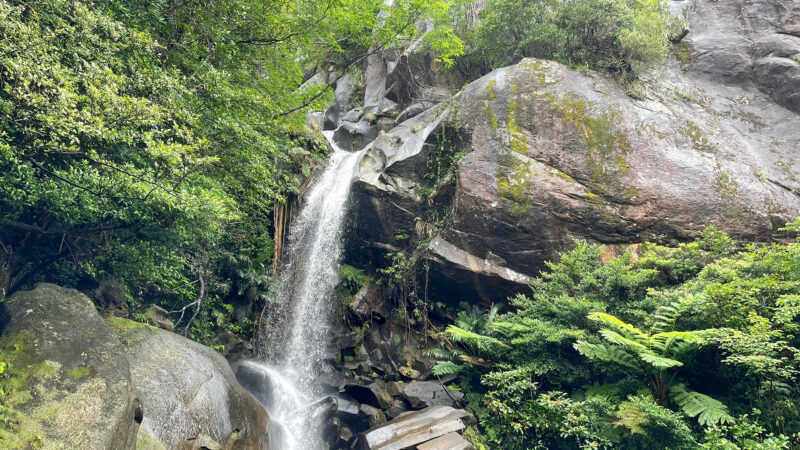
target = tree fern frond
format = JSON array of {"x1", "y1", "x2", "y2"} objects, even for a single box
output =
[
  {"x1": 432, "y1": 361, "x2": 463, "y2": 376},
  {"x1": 639, "y1": 352, "x2": 683, "y2": 369},
  {"x1": 614, "y1": 401, "x2": 647, "y2": 435},
  {"x1": 588, "y1": 313, "x2": 649, "y2": 344},
  {"x1": 669, "y1": 384, "x2": 734, "y2": 426},
  {"x1": 423, "y1": 347, "x2": 457, "y2": 360},
  {"x1": 599, "y1": 329, "x2": 649, "y2": 353},
  {"x1": 574, "y1": 341, "x2": 642, "y2": 371},
  {"x1": 652, "y1": 301, "x2": 683, "y2": 333},
  {"x1": 445, "y1": 325, "x2": 508, "y2": 351},
  {"x1": 650, "y1": 331, "x2": 705, "y2": 356}
]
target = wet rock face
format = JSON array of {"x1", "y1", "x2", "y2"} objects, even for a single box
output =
[
  {"x1": 338, "y1": 2, "x2": 800, "y2": 305},
  {"x1": 0, "y1": 283, "x2": 140, "y2": 449},
  {"x1": 687, "y1": 0, "x2": 800, "y2": 113},
  {"x1": 121, "y1": 325, "x2": 269, "y2": 449},
  {"x1": 448, "y1": 58, "x2": 800, "y2": 277}
]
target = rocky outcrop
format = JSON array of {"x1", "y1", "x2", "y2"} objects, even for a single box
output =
[
  {"x1": 0, "y1": 283, "x2": 140, "y2": 449},
  {"x1": 444, "y1": 56, "x2": 800, "y2": 278},
  {"x1": 401, "y1": 381, "x2": 464, "y2": 409},
  {"x1": 346, "y1": 53, "x2": 800, "y2": 303},
  {"x1": 117, "y1": 322, "x2": 269, "y2": 449},
  {"x1": 325, "y1": 1, "x2": 800, "y2": 305}
]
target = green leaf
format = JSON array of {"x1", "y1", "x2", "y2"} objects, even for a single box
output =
[{"x1": 669, "y1": 384, "x2": 734, "y2": 426}]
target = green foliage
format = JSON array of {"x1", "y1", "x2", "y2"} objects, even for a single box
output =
[
  {"x1": 480, "y1": 368, "x2": 613, "y2": 449},
  {"x1": 339, "y1": 265, "x2": 369, "y2": 295},
  {"x1": 669, "y1": 384, "x2": 733, "y2": 427},
  {"x1": 460, "y1": 0, "x2": 674, "y2": 79},
  {"x1": 617, "y1": 395, "x2": 698, "y2": 449},
  {"x1": 0, "y1": 0, "x2": 466, "y2": 346},
  {"x1": 435, "y1": 222, "x2": 800, "y2": 448}
]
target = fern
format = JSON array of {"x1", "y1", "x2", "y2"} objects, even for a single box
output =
[
  {"x1": 598, "y1": 329, "x2": 649, "y2": 353},
  {"x1": 669, "y1": 384, "x2": 733, "y2": 426},
  {"x1": 574, "y1": 341, "x2": 642, "y2": 370},
  {"x1": 652, "y1": 300, "x2": 684, "y2": 332},
  {"x1": 432, "y1": 360, "x2": 463, "y2": 376},
  {"x1": 583, "y1": 382, "x2": 621, "y2": 398},
  {"x1": 587, "y1": 312, "x2": 648, "y2": 344},
  {"x1": 614, "y1": 401, "x2": 647, "y2": 435},
  {"x1": 446, "y1": 325, "x2": 509, "y2": 352},
  {"x1": 639, "y1": 352, "x2": 683, "y2": 369}
]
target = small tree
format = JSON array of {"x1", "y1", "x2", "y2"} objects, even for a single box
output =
[{"x1": 574, "y1": 312, "x2": 733, "y2": 426}]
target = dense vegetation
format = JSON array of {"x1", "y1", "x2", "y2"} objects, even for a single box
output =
[
  {"x1": 429, "y1": 223, "x2": 800, "y2": 448},
  {"x1": 454, "y1": 0, "x2": 678, "y2": 80},
  {"x1": 0, "y1": 0, "x2": 462, "y2": 349},
  {"x1": 0, "y1": 0, "x2": 677, "y2": 349},
  {"x1": 6, "y1": 0, "x2": 769, "y2": 447}
]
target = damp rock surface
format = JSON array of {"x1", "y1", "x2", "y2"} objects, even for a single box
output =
[
  {"x1": 0, "y1": 283, "x2": 139, "y2": 449},
  {"x1": 121, "y1": 324, "x2": 269, "y2": 449}
]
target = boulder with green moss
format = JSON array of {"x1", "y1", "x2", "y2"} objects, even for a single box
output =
[
  {"x1": 0, "y1": 283, "x2": 140, "y2": 449},
  {"x1": 347, "y1": 56, "x2": 800, "y2": 304}
]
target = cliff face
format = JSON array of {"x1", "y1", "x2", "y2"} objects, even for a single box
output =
[
  {"x1": 328, "y1": 0, "x2": 800, "y2": 303},
  {"x1": 684, "y1": 0, "x2": 800, "y2": 113}
]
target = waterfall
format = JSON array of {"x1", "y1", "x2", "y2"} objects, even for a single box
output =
[{"x1": 255, "y1": 132, "x2": 363, "y2": 449}]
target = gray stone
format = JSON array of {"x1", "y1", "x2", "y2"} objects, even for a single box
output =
[
  {"x1": 417, "y1": 432, "x2": 473, "y2": 450},
  {"x1": 356, "y1": 406, "x2": 475, "y2": 450},
  {"x1": 344, "y1": 381, "x2": 393, "y2": 409},
  {"x1": 687, "y1": 0, "x2": 800, "y2": 112},
  {"x1": 359, "y1": 404, "x2": 387, "y2": 428},
  {"x1": 386, "y1": 381, "x2": 405, "y2": 397},
  {"x1": 402, "y1": 381, "x2": 464, "y2": 409},
  {"x1": 0, "y1": 283, "x2": 139, "y2": 449},
  {"x1": 386, "y1": 398, "x2": 410, "y2": 419},
  {"x1": 123, "y1": 327, "x2": 268, "y2": 449}
]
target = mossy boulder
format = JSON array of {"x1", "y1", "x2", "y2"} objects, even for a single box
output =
[
  {"x1": 446, "y1": 57, "x2": 800, "y2": 289},
  {"x1": 0, "y1": 283, "x2": 139, "y2": 449},
  {"x1": 119, "y1": 321, "x2": 269, "y2": 449},
  {"x1": 347, "y1": 56, "x2": 800, "y2": 305}
]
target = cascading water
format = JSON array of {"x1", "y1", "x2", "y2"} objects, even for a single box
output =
[{"x1": 254, "y1": 132, "x2": 364, "y2": 449}]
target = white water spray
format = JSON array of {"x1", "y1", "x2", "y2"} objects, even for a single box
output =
[{"x1": 257, "y1": 133, "x2": 363, "y2": 449}]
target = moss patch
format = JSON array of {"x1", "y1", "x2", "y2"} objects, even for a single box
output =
[
  {"x1": 546, "y1": 94, "x2": 635, "y2": 201},
  {"x1": 0, "y1": 334, "x2": 106, "y2": 449},
  {"x1": 106, "y1": 316, "x2": 156, "y2": 347},
  {"x1": 685, "y1": 121, "x2": 717, "y2": 154},
  {"x1": 497, "y1": 86, "x2": 534, "y2": 218},
  {"x1": 672, "y1": 42, "x2": 696, "y2": 70},
  {"x1": 519, "y1": 60, "x2": 552, "y2": 85},
  {"x1": 68, "y1": 366, "x2": 91, "y2": 381},
  {"x1": 485, "y1": 103, "x2": 498, "y2": 130},
  {"x1": 0, "y1": 333, "x2": 38, "y2": 447}
]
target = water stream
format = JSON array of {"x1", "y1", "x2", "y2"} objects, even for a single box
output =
[{"x1": 255, "y1": 132, "x2": 363, "y2": 449}]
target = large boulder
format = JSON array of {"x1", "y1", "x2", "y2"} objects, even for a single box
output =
[
  {"x1": 116, "y1": 321, "x2": 269, "y2": 449},
  {"x1": 0, "y1": 283, "x2": 139, "y2": 449},
  {"x1": 401, "y1": 381, "x2": 464, "y2": 409},
  {"x1": 348, "y1": 55, "x2": 800, "y2": 304},
  {"x1": 446, "y1": 57, "x2": 800, "y2": 275}
]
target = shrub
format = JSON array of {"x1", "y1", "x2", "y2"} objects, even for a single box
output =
[{"x1": 461, "y1": 0, "x2": 673, "y2": 78}]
